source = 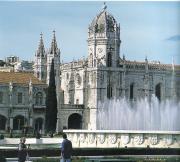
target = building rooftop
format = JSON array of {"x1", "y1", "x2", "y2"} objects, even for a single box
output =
[{"x1": 0, "y1": 72, "x2": 46, "y2": 85}]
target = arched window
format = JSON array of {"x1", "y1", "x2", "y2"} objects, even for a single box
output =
[
  {"x1": 107, "y1": 85, "x2": 112, "y2": 99},
  {"x1": 130, "y1": 83, "x2": 134, "y2": 100},
  {"x1": 107, "y1": 52, "x2": 112, "y2": 67},
  {"x1": 155, "y1": 83, "x2": 161, "y2": 101},
  {"x1": 17, "y1": 92, "x2": 23, "y2": 104},
  {"x1": 35, "y1": 92, "x2": 43, "y2": 105},
  {"x1": 0, "y1": 115, "x2": 6, "y2": 130},
  {"x1": 0, "y1": 92, "x2": 3, "y2": 104},
  {"x1": 89, "y1": 53, "x2": 93, "y2": 67}
]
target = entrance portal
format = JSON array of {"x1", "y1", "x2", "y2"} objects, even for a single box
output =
[{"x1": 68, "y1": 113, "x2": 82, "y2": 129}]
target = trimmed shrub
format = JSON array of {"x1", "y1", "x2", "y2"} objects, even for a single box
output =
[
  {"x1": 0, "y1": 156, "x2": 6, "y2": 162},
  {"x1": 0, "y1": 134, "x2": 4, "y2": 139}
]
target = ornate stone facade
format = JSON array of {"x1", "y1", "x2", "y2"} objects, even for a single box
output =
[
  {"x1": 56, "y1": 6, "x2": 180, "y2": 131},
  {"x1": 0, "y1": 72, "x2": 46, "y2": 133},
  {"x1": 2, "y1": 5, "x2": 179, "y2": 134}
]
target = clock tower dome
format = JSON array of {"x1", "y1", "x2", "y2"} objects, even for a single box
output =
[{"x1": 87, "y1": 3, "x2": 121, "y2": 68}]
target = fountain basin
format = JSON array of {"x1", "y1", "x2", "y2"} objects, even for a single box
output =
[{"x1": 64, "y1": 130, "x2": 180, "y2": 149}]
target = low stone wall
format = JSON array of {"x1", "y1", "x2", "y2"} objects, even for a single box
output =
[
  {"x1": 63, "y1": 130, "x2": 180, "y2": 149},
  {"x1": 0, "y1": 138, "x2": 62, "y2": 149}
]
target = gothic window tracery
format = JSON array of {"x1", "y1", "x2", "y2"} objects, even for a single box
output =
[{"x1": 107, "y1": 52, "x2": 112, "y2": 67}]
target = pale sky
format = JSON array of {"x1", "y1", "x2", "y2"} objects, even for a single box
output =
[{"x1": 0, "y1": 1, "x2": 180, "y2": 64}]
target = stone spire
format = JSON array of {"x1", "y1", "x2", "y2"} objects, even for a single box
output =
[
  {"x1": 50, "y1": 30, "x2": 58, "y2": 55},
  {"x1": 36, "y1": 33, "x2": 45, "y2": 57}
]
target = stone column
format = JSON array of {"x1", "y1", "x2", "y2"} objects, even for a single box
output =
[
  {"x1": 56, "y1": 118, "x2": 60, "y2": 133},
  {"x1": 29, "y1": 118, "x2": 33, "y2": 127},
  {"x1": 10, "y1": 118, "x2": 13, "y2": 129}
]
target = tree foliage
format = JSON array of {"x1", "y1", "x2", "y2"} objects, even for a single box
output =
[{"x1": 45, "y1": 59, "x2": 57, "y2": 132}]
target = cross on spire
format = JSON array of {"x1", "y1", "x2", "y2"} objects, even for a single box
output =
[{"x1": 102, "y1": 2, "x2": 107, "y2": 11}]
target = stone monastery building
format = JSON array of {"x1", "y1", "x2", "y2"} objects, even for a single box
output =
[{"x1": 0, "y1": 5, "x2": 180, "y2": 133}]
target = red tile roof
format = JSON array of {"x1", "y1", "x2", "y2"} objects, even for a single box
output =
[{"x1": 0, "y1": 72, "x2": 45, "y2": 85}]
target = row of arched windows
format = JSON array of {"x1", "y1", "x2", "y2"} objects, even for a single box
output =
[
  {"x1": 0, "y1": 91, "x2": 43, "y2": 105},
  {"x1": 106, "y1": 83, "x2": 162, "y2": 100},
  {"x1": 89, "y1": 52, "x2": 112, "y2": 67},
  {"x1": 129, "y1": 83, "x2": 161, "y2": 101},
  {"x1": 0, "y1": 114, "x2": 43, "y2": 131}
]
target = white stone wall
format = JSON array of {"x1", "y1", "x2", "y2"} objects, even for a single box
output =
[{"x1": 64, "y1": 130, "x2": 180, "y2": 149}]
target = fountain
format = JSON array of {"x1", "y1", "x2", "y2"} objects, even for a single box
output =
[
  {"x1": 64, "y1": 63, "x2": 180, "y2": 149},
  {"x1": 97, "y1": 95, "x2": 180, "y2": 131},
  {"x1": 64, "y1": 97, "x2": 180, "y2": 149}
]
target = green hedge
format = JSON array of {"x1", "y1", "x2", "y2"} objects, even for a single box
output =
[
  {"x1": 33, "y1": 157, "x2": 59, "y2": 162},
  {"x1": 0, "y1": 156, "x2": 6, "y2": 162},
  {"x1": 33, "y1": 157, "x2": 84, "y2": 162},
  {"x1": 0, "y1": 134, "x2": 4, "y2": 139}
]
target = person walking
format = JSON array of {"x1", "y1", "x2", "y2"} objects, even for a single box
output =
[
  {"x1": 18, "y1": 137, "x2": 28, "y2": 162},
  {"x1": 61, "y1": 133, "x2": 72, "y2": 162}
]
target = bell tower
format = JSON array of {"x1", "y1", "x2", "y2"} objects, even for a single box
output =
[
  {"x1": 87, "y1": 3, "x2": 121, "y2": 68},
  {"x1": 85, "y1": 4, "x2": 121, "y2": 130},
  {"x1": 34, "y1": 33, "x2": 47, "y2": 82},
  {"x1": 46, "y1": 30, "x2": 60, "y2": 85}
]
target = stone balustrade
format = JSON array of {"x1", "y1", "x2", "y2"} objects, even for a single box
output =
[
  {"x1": 63, "y1": 130, "x2": 180, "y2": 149},
  {"x1": 61, "y1": 104, "x2": 84, "y2": 109}
]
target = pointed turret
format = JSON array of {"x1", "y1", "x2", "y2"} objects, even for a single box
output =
[
  {"x1": 50, "y1": 30, "x2": 58, "y2": 55},
  {"x1": 34, "y1": 33, "x2": 47, "y2": 81},
  {"x1": 36, "y1": 33, "x2": 45, "y2": 57},
  {"x1": 46, "y1": 30, "x2": 60, "y2": 85}
]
